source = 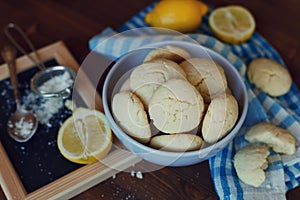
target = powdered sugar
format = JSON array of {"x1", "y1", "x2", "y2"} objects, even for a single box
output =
[
  {"x1": 7, "y1": 117, "x2": 34, "y2": 137},
  {"x1": 22, "y1": 71, "x2": 74, "y2": 126},
  {"x1": 22, "y1": 93, "x2": 64, "y2": 127},
  {"x1": 37, "y1": 71, "x2": 73, "y2": 93}
]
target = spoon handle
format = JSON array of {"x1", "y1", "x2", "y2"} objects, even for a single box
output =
[
  {"x1": 1, "y1": 45, "x2": 21, "y2": 107},
  {"x1": 4, "y1": 23, "x2": 46, "y2": 70}
]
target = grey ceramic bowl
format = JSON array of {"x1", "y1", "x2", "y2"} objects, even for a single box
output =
[{"x1": 102, "y1": 40, "x2": 248, "y2": 166}]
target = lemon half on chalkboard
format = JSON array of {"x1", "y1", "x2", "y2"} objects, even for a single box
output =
[{"x1": 57, "y1": 107, "x2": 112, "y2": 164}]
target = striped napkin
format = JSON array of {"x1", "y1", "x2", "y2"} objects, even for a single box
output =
[{"x1": 88, "y1": 3, "x2": 300, "y2": 200}]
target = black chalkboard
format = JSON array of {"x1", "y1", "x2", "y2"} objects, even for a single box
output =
[{"x1": 0, "y1": 59, "x2": 82, "y2": 193}]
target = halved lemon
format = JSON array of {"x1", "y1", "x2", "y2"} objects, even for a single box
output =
[
  {"x1": 208, "y1": 5, "x2": 256, "y2": 44},
  {"x1": 57, "y1": 107, "x2": 112, "y2": 164}
]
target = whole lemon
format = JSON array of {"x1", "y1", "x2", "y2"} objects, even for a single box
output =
[{"x1": 145, "y1": 0, "x2": 208, "y2": 33}]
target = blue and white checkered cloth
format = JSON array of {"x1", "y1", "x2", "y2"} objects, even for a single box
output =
[{"x1": 89, "y1": 3, "x2": 300, "y2": 199}]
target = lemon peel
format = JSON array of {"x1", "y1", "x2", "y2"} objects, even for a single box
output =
[
  {"x1": 57, "y1": 107, "x2": 112, "y2": 164},
  {"x1": 209, "y1": 5, "x2": 256, "y2": 44},
  {"x1": 145, "y1": 0, "x2": 208, "y2": 33}
]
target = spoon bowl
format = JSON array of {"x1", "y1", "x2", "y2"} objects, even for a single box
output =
[
  {"x1": 7, "y1": 108, "x2": 38, "y2": 142},
  {"x1": 1, "y1": 45, "x2": 38, "y2": 142}
]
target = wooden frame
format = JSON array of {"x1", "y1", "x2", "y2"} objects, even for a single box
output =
[{"x1": 0, "y1": 41, "x2": 141, "y2": 200}]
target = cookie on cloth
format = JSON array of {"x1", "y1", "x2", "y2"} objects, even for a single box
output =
[
  {"x1": 247, "y1": 58, "x2": 292, "y2": 96},
  {"x1": 245, "y1": 122, "x2": 296, "y2": 155},
  {"x1": 234, "y1": 145, "x2": 270, "y2": 187}
]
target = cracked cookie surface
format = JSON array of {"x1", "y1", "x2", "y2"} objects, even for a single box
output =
[
  {"x1": 180, "y1": 58, "x2": 228, "y2": 103},
  {"x1": 202, "y1": 93, "x2": 239, "y2": 143},
  {"x1": 247, "y1": 58, "x2": 292, "y2": 96},
  {"x1": 148, "y1": 79, "x2": 204, "y2": 133},
  {"x1": 112, "y1": 91, "x2": 151, "y2": 143},
  {"x1": 130, "y1": 60, "x2": 186, "y2": 108},
  {"x1": 143, "y1": 45, "x2": 191, "y2": 63}
]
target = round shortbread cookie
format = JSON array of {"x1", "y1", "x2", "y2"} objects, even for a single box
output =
[
  {"x1": 130, "y1": 61, "x2": 186, "y2": 108},
  {"x1": 202, "y1": 93, "x2": 239, "y2": 143},
  {"x1": 180, "y1": 58, "x2": 228, "y2": 103},
  {"x1": 247, "y1": 58, "x2": 292, "y2": 96},
  {"x1": 144, "y1": 45, "x2": 191, "y2": 63},
  {"x1": 148, "y1": 79, "x2": 204, "y2": 133},
  {"x1": 146, "y1": 58, "x2": 186, "y2": 77},
  {"x1": 112, "y1": 91, "x2": 151, "y2": 143},
  {"x1": 150, "y1": 134, "x2": 203, "y2": 152}
]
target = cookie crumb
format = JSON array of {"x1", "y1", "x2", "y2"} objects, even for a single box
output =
[
  {"x1": 131, "y1": 170, "x2": 135, "y2": 177},
  {"x1": 136, "y1": 171, "x2": 143, "y2": 179}
]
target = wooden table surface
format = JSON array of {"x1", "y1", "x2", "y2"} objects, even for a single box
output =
[{"x1": 0, "y1": 0, "x2": 299, "y2": 199}]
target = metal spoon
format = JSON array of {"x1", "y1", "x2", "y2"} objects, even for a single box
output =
[{"x1": 1, "y1": 45, "x2": 38, "y2": 142}]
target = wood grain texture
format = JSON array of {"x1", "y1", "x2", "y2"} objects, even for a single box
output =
[
  {"x1": 0, "y1": 0, "x2": 299, "y2": 199},
  {"x1": 0, "y1": 142, "x2": 26, "y2": 200}
]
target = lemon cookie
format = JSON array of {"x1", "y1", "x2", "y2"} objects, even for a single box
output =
[
  {"x1": 150, "y1": 134, "x2": 203, "y2": 152},
  {"x1": 234, "y1": 145, "x2": 270, "y2": 187},
  {"x1": 202, "y1": 93, "x2": 239, "y2": 143},
  {"x1": 130, "y1": 61, "x2": 186, "y2": 108},
  {"x1": 247, "y1": 58, "x2": 292, "y2": 96},
  {"x1": 144, "y1": 45, "x2": 191, "y2": 63},
  {"x1": 112, "y1": 91, "x2": 151, "y2": 143},
  {"x1": 146, "y1": 58, "x2": 186, "y2": 77},
  {"x1": 148, "y1": 79, "x2": 204, "y2": 133},
  {"x1": 245, "y1": 122, "x2": 296, "y2": 155},
  {"x1": 180, "y1": 58, "x2": 228, "y2": 103}
]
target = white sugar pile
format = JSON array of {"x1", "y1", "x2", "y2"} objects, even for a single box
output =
[{"x1": 38, "y1": 72, "x2": 73, "y2": 93}]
